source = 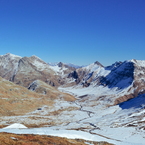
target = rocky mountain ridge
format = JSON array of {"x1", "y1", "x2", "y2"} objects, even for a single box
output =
[
  {"x1": 0, "y1": 53, "x2": 60, "y2": 87},
  {"x1": 1, "y1": 53, "x2": 145, "y2": 106},
  {"x1": 64, "y1": 59, "x2": 145, "y2": 105}
]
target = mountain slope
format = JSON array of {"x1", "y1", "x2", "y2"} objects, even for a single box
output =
[
  {"x1": 0, "y1": 76, "x2": 75, "y2": 117},
  {"x1": 0, "y1": 54, "x2": 61, "y2": 88},
  {"x1": 12, "y1": 56, "x2": 58, "y2": 87},
  {"x1": 64, "y1": 59, "x2": 145, "y2": 106}
]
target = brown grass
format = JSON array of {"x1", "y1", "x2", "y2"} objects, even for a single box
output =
[
  {"x1": 0, "y1": 77, "x2": 75, "y2": 117},
  {"x1": 0, "y1": 132, "x2": 114, "y2": 145}
]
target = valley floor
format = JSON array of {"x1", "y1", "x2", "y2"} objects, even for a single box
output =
[{"x1": 0, "y1": 86, "x2": 145, "y2": 145}]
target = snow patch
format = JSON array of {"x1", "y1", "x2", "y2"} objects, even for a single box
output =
[{"x1": 3, "y1": 123, "x2": 27, "y2": 129}]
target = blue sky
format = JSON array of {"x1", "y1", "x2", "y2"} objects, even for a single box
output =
[{"x1": 0, "y1": 0, "x2": 145, "y2": 66}]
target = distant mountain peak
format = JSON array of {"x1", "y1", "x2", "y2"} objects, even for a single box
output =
[
  {"x1": 29, "y1": 55, "x2": 45, "y2": 63},
  {"x1": 31, "y1": 55, "x2": 42, "y2": 60},
  {"x1": 94, "y1": 61, "x2": 104, "y2": 67},
  {"x1": 58, "y1": 62, "x2": 64, "y2": 67}
]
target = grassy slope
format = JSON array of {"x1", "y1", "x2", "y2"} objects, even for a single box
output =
[{"x1": 0, "y1": 77, "x2": 75, "y2": 116}]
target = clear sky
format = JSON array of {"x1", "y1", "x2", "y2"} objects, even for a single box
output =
[{"x1": 0, "y1": 0, "x2": 145, "y2": 66}]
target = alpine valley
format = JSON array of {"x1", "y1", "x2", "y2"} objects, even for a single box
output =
[{"x1": 0, "y1": 53, "x2": 145, "y2": 145}]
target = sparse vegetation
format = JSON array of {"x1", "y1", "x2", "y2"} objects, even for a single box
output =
[{"x1": 0, "y1": 77, "x2": 75, "y2": 117}]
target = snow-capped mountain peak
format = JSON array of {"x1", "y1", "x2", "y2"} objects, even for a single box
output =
[
  {"x1": 129, "y1": 59, "x2": 145, "y2": 67},
  {"x1": 0, "y1": 53, "x2": 22, "y2": 59},
  {"x1": 84, "y1": 61, "x2": 104, "y2": 72},
  {"x1": 94, "y1": 61, "x2": 104, "y2": 67}
]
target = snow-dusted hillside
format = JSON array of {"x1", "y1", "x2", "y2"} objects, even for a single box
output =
[
  {"x1": 0, "y1": 53, "x2": 61, "y2": 87},
  {"x1": 0, "y1": 53, "x2": 21, "y2": 81},
  {"x1": 63, "y1": 59, "x2": 145, "y2": 106}
]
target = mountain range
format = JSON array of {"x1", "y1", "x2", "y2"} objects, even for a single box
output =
[
  {"x1": 1, "y1": 53, "x2": 145, "y2": 105},
  {"x1": 0, "y1": 53, "x2": 145, "y2": 145}
]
